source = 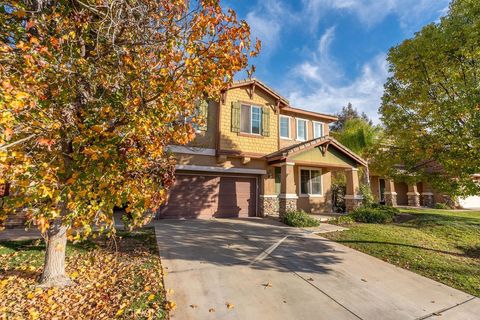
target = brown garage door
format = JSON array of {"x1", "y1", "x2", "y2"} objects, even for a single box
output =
[{"x1": 158, "y1": 174, "x2": 257, "y2": 218}]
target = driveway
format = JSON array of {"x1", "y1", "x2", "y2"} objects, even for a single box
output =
[{"x1": 155, "y1": 218, "x2": 479, "y2": 320}]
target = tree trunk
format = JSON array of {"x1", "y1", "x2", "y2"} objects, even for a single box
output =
[
  {"x1": 39, "y1": 217, "x2": 71, "y2": 287},
  {"x1": 365, "y1": 163, "x2": 371, "y2": 187}
]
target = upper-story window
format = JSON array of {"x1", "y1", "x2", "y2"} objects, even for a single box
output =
[
  {"x1": 296, "y1": 118, "x2": 308, "y2": 141},
  {"x1": 313, "y1": 121, "x2": 324, "y2": 138},
  {"x1": 279, "y1": 116, "x2": 290, "y2": 139},
  {"x1": 241, "y1": 104, "x2": 262, "y2": 134}
]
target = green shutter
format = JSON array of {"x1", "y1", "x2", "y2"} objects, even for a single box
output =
[
  {"x1": 198, "y1": 100, "x2": 208, "y2": 131},
  {"x1": 262, "y1": 106, "x2": 270, "y2": 137},
  {"x1": 231, "y1": 101, "x2": 240, "y2": 133}
]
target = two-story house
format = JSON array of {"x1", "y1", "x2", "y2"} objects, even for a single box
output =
[{"x1": 159, "y1": 79, "x2": 367, "y2": 219}]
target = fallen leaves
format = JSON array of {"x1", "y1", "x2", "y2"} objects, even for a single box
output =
[{"x1": 0, "y1": 229, "x2": 167, "y2": 319}]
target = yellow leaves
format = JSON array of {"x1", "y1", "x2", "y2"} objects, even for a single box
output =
[
  {"x1": 91, "y1": 125, "x2": 104, "y2": 133},
  {"x1": 132, "y1": 97, "x2": 142, "y2": 107},
  {"x1": 28, "y1": 308, "x2": 39, "y2": 320},
  {"x1": 165, "y1": 300, "x2": 177, "y2": 311},
  {"x1": 13, "y1": 9, "x2": 26, "y2": 18},
  {"x1": 3, "y1": 128, "x2": 13, "y2": 141},
  {"x1": 226, "y1": 302, "x2": 235, "y2": 309},
  {"x1": 147, "y1": 293, "x2": 155, "y2": 301}
]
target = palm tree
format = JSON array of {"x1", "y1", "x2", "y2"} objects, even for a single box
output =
[{"x1": 332, "y1": 118, "x2": 382, "y2": 186}]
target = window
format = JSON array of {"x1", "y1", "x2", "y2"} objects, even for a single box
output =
[
  {"x1": 296, "y1": 119, "x2": 307, "y2": 141},
  {"x1": 279, "y1": 116, "x2": 290, "y2": 139},
  {"x1": 274, "y1": 167, "x2": 281, "y2": 194},
  {"x1": 299, "y1": 168, "x2": 322, "y2": 195},
  {"x1": 241, "y1": 104, "x2": 261, "y2": 134},
  {"x1": 313, "y1": 121, "x2": 324, "y2": 138}
]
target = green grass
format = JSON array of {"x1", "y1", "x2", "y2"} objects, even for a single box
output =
[{"x1": 323, "y1": 208, "x2": 480, "y2": 296}]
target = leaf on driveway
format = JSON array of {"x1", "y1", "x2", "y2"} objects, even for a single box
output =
[{"x1": 226, "y1": 302, "x2": 234, "y2": 309}]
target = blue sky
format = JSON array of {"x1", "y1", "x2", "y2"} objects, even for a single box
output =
[{"x1": 224, "y1": 0, "x2": 451, "y2": 122}]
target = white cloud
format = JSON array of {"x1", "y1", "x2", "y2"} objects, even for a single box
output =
[
  {"x1": 245, "y1": 0, "x2": 294, "y2": 54},
  {"x1": 288, "y1": 28, "x2": 389, "y2": 123},
  {"x1": 301, "y1": 0, "x2": 450, "y2": 30}
]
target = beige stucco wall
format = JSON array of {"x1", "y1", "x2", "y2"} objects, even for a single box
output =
[
  {"x1": 370, "y1": 176, "x2": 381, "y2": 201},
  {"x1": 219, "y1": 87, "x2": 279, "y2": 155},
  {"x1": 174, "y1": 153, "x2": 268, "y2": 170},
  {"x1": 279, "y1": 110, "x2": 332, "y2": 149},
  {"x1": 294, "y1": 167, "x2": 333, "y2": 213}
]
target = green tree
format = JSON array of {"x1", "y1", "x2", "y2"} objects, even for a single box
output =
[
  {"x1": 332, "y1": 118, "x2": 381, "y2": 186},
  {"x1": 379, "y1": 0, "x2": 480, "y2": 197},
  {"x1": 330, "y1": 102, "x2": 372, "y2": 132},
  {"x1": 0, "y1": 0, "x2": 259, "y2": 287}
]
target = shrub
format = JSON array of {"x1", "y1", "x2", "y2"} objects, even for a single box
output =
[
  {"x1": 282, "y1": 210, "x2": 320, "y2": 227},
  {"x1": 359, "y1": 183, "x2": 375, "y2": 206},
  {"x1": 350, "y1": 204, "x2": 398, "y2": 224},
  {"x1": 334, "y1": 215, "x2": 355, "y2": 225},
  {"x1": 434, "y1": 203, "x2": 450, "y2": 210}
]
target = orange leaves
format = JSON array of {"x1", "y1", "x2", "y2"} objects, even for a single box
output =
[
  {"x1": 1, "y1": 0, "x2": 257, "y2": 248},
  {"x1": 37, "y1": 137, "x2": 55, "y2": 150},
  {"x1": 0, "y1": 230, "x2": 166, "y2": 319}
]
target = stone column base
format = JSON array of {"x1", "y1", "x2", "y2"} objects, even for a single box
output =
[
  {"x1": 259, "y1": 195, "x2": 279, "y2": 217},
  {"x1": 345, "y1": 195, "x2": 363, "y2": 212},
  {"x1": 407, "y1": 192, "x2": 420, "y2": 207},
  {"x1": 421, "y1": 193, "x2": 435, "y2": 207},
  {"x1": 384, "y1": 192, "x2": 397, "y2": 207},
  {"x1": 279, "y1": 194, "x2": 298, "y2": 219}
]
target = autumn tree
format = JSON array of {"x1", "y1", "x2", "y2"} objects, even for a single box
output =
[
  {"x1": 0, "y1": 0, "x2": 259, "y2": 287},
  {"x1": 378, "y1": 0, "x2": 480, "y2": 197}
]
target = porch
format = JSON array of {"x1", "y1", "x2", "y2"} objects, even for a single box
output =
[{"x1": 260, "y1": 136, "x2": 367, "y2": 217}]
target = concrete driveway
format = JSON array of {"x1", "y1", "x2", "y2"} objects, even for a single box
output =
[{"x1": 155, "y1": 218, "x2": 479, "y2": 320}]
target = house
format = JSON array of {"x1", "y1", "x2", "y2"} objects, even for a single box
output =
[
  {"x1": 370, "y1": 169, "x2": 480, "y2": 209},
  {"x1": 158, "y1": 79, "x2": 367, "y2": 219}
]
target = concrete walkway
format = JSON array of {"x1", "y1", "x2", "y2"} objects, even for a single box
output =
[{"x1": 155, "y1": 218, "x2": 479, "y2": 320}]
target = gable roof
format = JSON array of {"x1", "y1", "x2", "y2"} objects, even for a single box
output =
[
  {"x1": 265, "y1": 136, "x2": 367, "y2": 167},
  {"x1": 227, "y1": 78, "x2": 289, "y2": 106},
  {"x1": 281, "y1": 106, "x2": 338, "y2": 122}
]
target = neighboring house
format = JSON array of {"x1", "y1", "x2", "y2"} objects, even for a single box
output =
[
  {"x1": 369, "y1": 174, "x2": 480, "y2": 209},
  {"x1": 159, "y1": 79, "x2": 367, "y2": 219}
]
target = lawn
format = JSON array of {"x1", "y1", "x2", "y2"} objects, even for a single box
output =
[
  {"x1": 0, "y1": 228, "x2": 168, "y2": 319},
  {"x1": 323, "y1": 208, "x2": 480, "y2": 297}
]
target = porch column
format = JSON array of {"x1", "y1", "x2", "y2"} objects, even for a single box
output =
[
  {"x1": 384, "y1": 179, "x2": 397, "y2": 207},
  {"x1": 259, "y1": 168, "x2": 279, "y2": 217},
  {"x1": 421, "y1": 183, "x2": 435, "y2": 207},
  {"x1": 345, "y1": 168, "x2": 363, "y2": 212},
  {"x1": 279, "y1": 162, "x2": 297, "y2": 218},
  {"x1": 407, "y1": 184, "x2": 420, "y2": 207}
]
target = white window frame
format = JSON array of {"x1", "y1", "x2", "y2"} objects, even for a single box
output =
[
  {"x1": 296, "y1": 118, "x2": 308, "y2": 141},
  {"x1": 241, "y1": 104, "x2": 262, "y2": 135},
  {"x1": 279, "y1": 115, "x2": 291, "y2": 139},
  {"x1": 313, "y1": 121, "x2": 324, "y2": 139},
  {"x1": 298, "y1": 167, "x2": 323, "y2": 197}
]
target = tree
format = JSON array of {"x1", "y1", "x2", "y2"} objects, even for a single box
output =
[
  {"x1": 330, "y1": 102, "x2": 372, "y2": 132},
  {"x1": 0, "y1": 0, "x2": 259, "y2": 287},
  {"x1": 379, "y1": 0, "x2": 480, "y2": 197},
  {"x1": 332, "y1": 118, "x2": 381, "y2": 186}
]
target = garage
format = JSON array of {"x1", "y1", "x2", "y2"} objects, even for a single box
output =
[{"x1": 158, "y1": 173, "x2": 257, "y2": 219}]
